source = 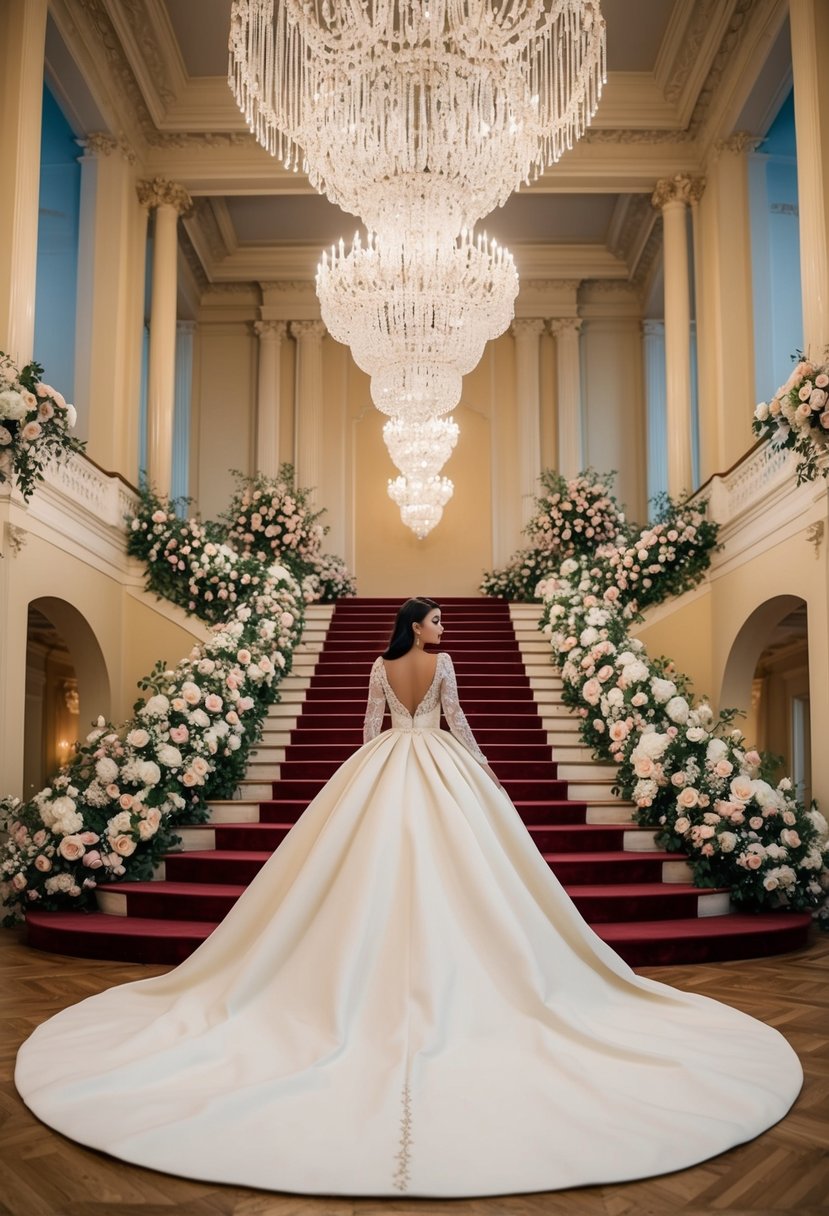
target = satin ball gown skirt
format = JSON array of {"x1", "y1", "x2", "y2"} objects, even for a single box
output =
[{"x1": 16, "y1": 722, "x2": 802, "y2": 1198}]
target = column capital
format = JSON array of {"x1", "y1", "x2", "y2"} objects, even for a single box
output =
[
  {"x1": 641, "y1": 319, "x2": 665, "y2": 337},
  {"x1": 511, "y1": 318, "x2": 545, "y2": 340},
  {"x1": 713, "y1": 131, "x2": 762, "y2": 159},
  {"x1": 77, "y1": 132, "x2": 136, "y2": 164},
  {"x1": 137, "y1": 176, "x2": 193, "y2": 216},
  {"x1": 549, "y1": 317, "x2": 583, "y2": 338},
  {"x1": 290, "y1": 319, "x2": 326, "y2": 342},
  {"x1": 651, "y1": 174, "x2": 706, "y2": 210},
  {"x1": 176, "y1": 320, "x2": 197, "y2": 336},
  {"x1": 254, "y1": 319, "x2": 288, "y2": 342}
]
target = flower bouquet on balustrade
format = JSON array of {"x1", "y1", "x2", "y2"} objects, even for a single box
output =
[
  {"x1": 0, "y1": 352, "x2": 84, "y2": 502},
  {"x1": 536, "y1": 564, "x2": 829, "y2": 915},
  {"x1": 0, "y1": 566, "x2": 304, "y2": 921},
  {"x1": 753, "y1": 355, "x2": 829, "y2": 484}
]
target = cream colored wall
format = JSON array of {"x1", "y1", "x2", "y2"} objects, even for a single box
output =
[
  {"x1": 0, "y1": 513, "x2": 205, "y2": 797},
  {"x1": 632, "y1": 517, "x2": 829, "y2": 811},
  {"x1": 192, "y1": 321, "x2": 256, "y2": 521}
]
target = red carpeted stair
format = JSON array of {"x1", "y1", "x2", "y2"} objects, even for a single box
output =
[{"x1": 26, "y1": 597, "x2": 812, "y2": 967}]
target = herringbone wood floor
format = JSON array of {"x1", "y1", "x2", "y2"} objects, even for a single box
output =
[{"x1": 2, "y1": 927, "x2": 828, "y2": 1216}]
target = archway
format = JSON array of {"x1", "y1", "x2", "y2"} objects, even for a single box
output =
[
  {"x1": 23, "y1": 598, "x2": 111, "y2": 796},
  {"x1": 720, "y1": 595, "x2": 810, "y2": 803}
]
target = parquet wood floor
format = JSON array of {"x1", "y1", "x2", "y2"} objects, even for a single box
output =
[{"x1": 2, "y1": 927, "x2": 828, "y2": 1216}]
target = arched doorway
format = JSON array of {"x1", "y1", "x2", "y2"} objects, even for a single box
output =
[
  {"x1": 23, "y1": 598, "x2": 110, "y2": 797},
  {"x1": 720, "y1": 596, "x2": 810, "y2": 804}
]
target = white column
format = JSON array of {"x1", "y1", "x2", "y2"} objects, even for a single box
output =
[
  {"x1": 511, "y1": 318, "x2": 545, "y2": 527},
  {"x1": 549, "y1": 317, "x2": 583, "y2": 478},
  {"x1": 652, "y1": 175, "x2": 704, "y2": 497},
  {"x1": 290, "y1": 320, "x2": 326, "y2": 500},
  {"x1": 75, "y1": 134, "x2": 144, "y2": 470},
  {"x1": 138, "y1": 178, "x2": 192, "y2": 497},
  {"x1": 254, "y1": 320, "x2": 287, "y2": 477},
  {"x1": 0, "y1": 0, "x2": 47, "y2": 363},
  {"x1": 790, "y1": 0, "x2": 829, "y2": 356},
  {"x1": 172, "y1": 321, "x2": 195, "y2": 504},
  {"x1": 642, "y1": 320, "x2": 668, "y2": 506}
]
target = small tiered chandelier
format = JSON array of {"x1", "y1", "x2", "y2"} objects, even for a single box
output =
[
  {"x1": 383, "y1": 415, "x2": 460, "y2": 480},
  {"x1": 229, "y1": 0, "x2": 606, "y2": 536}
]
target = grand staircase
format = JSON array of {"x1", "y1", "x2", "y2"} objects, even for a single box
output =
[{"x1": 26, "y1": 597, "x2": 812, "y2": 966}]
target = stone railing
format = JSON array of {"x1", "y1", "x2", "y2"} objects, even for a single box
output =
[{"x1": 41, "y1": 451, "x2": 139, "y2": 529}]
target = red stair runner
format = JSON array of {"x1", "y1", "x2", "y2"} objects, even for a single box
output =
[{"x1": 26, "y1": 597, "x2": 812, "y2": 966}]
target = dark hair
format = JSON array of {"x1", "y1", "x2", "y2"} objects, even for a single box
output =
[{"x1": 382, "y1": 597, "x2": 441, "y2": 659}]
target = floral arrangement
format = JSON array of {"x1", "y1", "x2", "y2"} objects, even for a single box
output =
[
  {"x1": 0, "y1": 352, "x2": 84, "y2": 502},
  {"x1": 525, "y1": 469, "x2": 626, "y2": 558},
  {"x1": 225, "y1": 466, "x2": 326, "y2": 567},
  {"x1": 0, "y1": 566, "x2": 303, "y2": 922},
  {"x1": 128, "y1": 469, "x2": 356, "y2": 619},
  {"x1": 482, "y1": 467, "x2": 719, "y2": 614},
  {"x1": 753, "y1": 356, "x2": 829, "y2": 484},
  {"x1": 538, "y1": 567, "x2": 829, "y2": 913}
]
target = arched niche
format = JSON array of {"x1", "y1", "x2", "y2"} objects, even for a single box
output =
[
  {"x1": 720, "y1": 595, "x2": 810, "y2": 800},
  {"x1": 24, "y1": 598, "x2": 111, "y2": 794}
]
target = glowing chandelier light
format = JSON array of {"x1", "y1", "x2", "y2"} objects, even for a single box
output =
[
  {"x1": 317, "y1": 229, "x2": 518, "y2": 416},
  {"x1": 387, "y1": 474, "x2": 455, "y2": 540},
  {"x1": 229, "y1": 0, "x2": 607, "y2": 240},
  {"x1": 384, "y1": 415, "x2": 460, "y2": 479}
]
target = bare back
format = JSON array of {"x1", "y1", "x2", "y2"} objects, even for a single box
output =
[{"x1": 382, "y1": 652, "x2": 439, "y2": 718}]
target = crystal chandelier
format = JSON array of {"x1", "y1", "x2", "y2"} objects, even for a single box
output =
[
  {"x1": 384, "y1": 415, "x2": 459, "y2": 479},
  {"x1": 316, "y1": 229, "x2": 518, "y2": 417},
  {"x1": 387, "y1": 474, "x2": 455, "y2": 540},
  {"x1": 229, "y1": 0, "x2": 606, "y2": 239}
]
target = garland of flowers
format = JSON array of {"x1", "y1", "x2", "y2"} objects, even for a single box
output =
[
  {"x1": 128, "y1": 467, "x2": 355, "y2": 617},
  {"x1": 0, "y1": 566, "x2": 304, "y2": 923},
  {"x1": 481, "y1": 470, "x2": 718, "y2": 611},
  {"x1": 754, "y1": 356, "x2": 829, "y2": 484},
  {"x1": 0, "y1": 352, "x2": 84, "y2": 501},
  {"x1": 537, "y1": 568, "x2": 829, "y2": 914}
]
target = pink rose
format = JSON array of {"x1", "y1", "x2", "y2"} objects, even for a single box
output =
[
  {"x1": 749, "y1": 816, "x2": 763, "y2": 830},
  {"x1": 746, "y1": 853, "x2": 762, "y2": 870},
  {"x1": 34, "y1": 855, "x2": 52, "y2": 872},
  {"x1": 780, "y1": 828, "x2": 801, "y2": 848},
  {"x1": 12, "y1": 873, "x2": 27, "y2": 891},
  {"x1": 677, "y1": 786, "x2": 699, "y2": 808},
  {"x1": 714, "y1": 760, "x2": 733, "y2": 778},
  {"x1": 634, "y1": 757, "x2": 655, "y2": 778},
  {"x1": 743, "y1": 750, "x2": 761, "y2": 767},
  {"x1": 119, "y1": 794, "x2": 134, "y2": 811},
  {"x1": 582, "y1": 678, "x2": 601, "y2": 705},
  {"x1": 169, "y1": 725, "x2": 189, "y2": 743},
  {"x1": 182, "y1": 771, "x2": 198, "y2": 787},
  {"x1": 110, "y1": 833, "x2": 137, "y2": 857},
  {"x1": 21, "y1": 420, "x2": 42, "y2": 441},
  {"x1": 204, "y1": 693, "x2": 223, "y2": 713},
  {"x1": 83, "y1": 850, "x2": 103, "y2": 869},
  {"x1": 701, "y1": 843, "x2": 714, "y2": 856},
  {"x1": 58, "y1": 835, "x2": 86, "y2": 861}
]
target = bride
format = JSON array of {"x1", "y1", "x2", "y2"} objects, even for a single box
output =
[{"x1": 16, "y1": 596, "x2": 801, "y2": 1199}]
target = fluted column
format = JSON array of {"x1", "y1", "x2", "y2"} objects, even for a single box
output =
[
  {"x1": 652, "y1": 175, "x2": 704, "y2": 497},
  {"x1": 790, "y1": 0, "x2": 829, "y2": 356},
  {"x1": 512, "y1": 319, "x2": 545, "y2": 527},
  {"x1": 254, "y1": 320, "x2": 287, "y2": 477},
  {"x1": 138, "y1": 177, "x2": 192, "y2": 496},
  {"x1": 290, "y1": 320, "x2": 326, "y2": 500},
  {"x1": 0, "y1": 0, "x2": 47, "y2": 363},
  {"x1": 549, "y1": 318, "x2": 583, "y2": 478}
]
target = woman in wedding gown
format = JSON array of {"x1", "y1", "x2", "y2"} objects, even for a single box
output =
[{"x1": 16, "y1": 596, "x2": 801, "y2": 1199}]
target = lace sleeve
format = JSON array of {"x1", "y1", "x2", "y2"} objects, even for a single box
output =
[
  {"x1": 439, "y1": 653, "x2": 487, "y2": 763},
  {"x1": 363, "y1": 657, "x2": 387, "y2": 744}
]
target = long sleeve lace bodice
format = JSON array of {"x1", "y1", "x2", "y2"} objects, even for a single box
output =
[{"x1": 362, "y1": 653, "x2": 487, "y2": 763}]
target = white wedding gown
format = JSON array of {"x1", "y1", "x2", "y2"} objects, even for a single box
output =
[{"x1": 16, "y1": 652, "x2": 801, "y2": 1198}]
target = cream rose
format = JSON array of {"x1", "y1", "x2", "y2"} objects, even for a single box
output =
[
  {"x1": 109, "y1": 833, "x2": 137, "y2": 857},
  {"x1": 58, "y1": 834, "x2": 86, "y2": 861}
]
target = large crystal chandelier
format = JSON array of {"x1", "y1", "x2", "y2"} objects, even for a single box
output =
[
  {"x1": 387, "y1": 474, "x2": 455, "y2": 540},
  {"x1": 317, "y1": 229, "x2": 518, "y2": 417},
  {"x1": 229, "y1": 0, "x2": 606, "y2": 239},
  {"x1": 384, "y1": 415, "x2": 459, "y2": 479},
  {"x1": 229, "y1": 0, "x2": 605, "y2": 537}
]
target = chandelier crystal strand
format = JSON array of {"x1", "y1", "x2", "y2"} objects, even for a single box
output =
[
  {"x1": 230, "y1": 1, "x2": 606, "y2": 238},
  {"x1": 317, "y1": 230, "x2": 518, "y2": 417},
  {"x1": 387, "y1": 474, "x2": 455, "y2": 540},
  {"x1": 383, "y1": 416, "x2": 460, "y2": 479}
]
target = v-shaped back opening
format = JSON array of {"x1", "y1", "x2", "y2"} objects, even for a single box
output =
[{"x1": 381, "y1": 654, "x2": 441, "y2": 719}]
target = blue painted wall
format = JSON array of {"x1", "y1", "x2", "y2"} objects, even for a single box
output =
[
  {"x1": 749, "y1": 91, "x2": 803, "y2": 401},
  {"x1": 34, "y1": 86, "x2": 80, "y2": 398}
]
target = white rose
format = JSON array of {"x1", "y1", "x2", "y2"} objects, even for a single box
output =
[
  {"x1": 651, "y1": 678, "x2": 677, "y2": 703},
  {"x1": 126, "y1": 728, "x2": 150, "y2": 748},
  {"x1": 138, "y1": 760, "x2": 161, "y2": 786},
  {"x1": 0, "y1": 389, "x2": 26, "y2": 420},
  {"x1": 144, "y1": 694, "x2": 170, "y2": 716},
  {"x1": 634, "y1": 731, "x2": 670, "y2": 760},
  {"x1": 665, "y1": 696, "x2": 690, "y2": 725},
  {"x1": 706, "y1": 738, "x2": 728, "y2": 763},
  {"x1": 157, "y1": 744, "x2": 182, "y2": 768}
]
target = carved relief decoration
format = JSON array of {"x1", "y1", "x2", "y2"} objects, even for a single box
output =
[
  {"x1": 651, "y1": 174, "x2": 706, "y2": 209},
  {"x1": 137, "y1": 176, "x2": 193, "y2": 215}
]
